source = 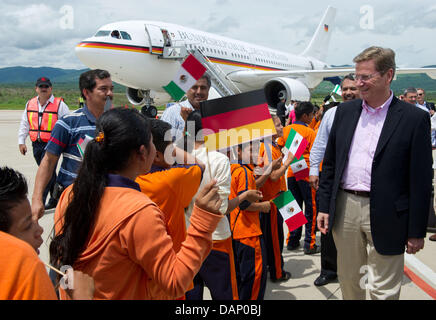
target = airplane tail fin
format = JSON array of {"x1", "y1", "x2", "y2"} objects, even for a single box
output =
[{"x1": 301, "y1": 6, "x2": 336, "y2": 62}]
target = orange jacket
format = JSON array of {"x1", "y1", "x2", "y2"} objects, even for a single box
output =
[
  {"x1": 229, "y1": 164, "x2": 262, "y2": 239},
  {"x1": 54, "y1": 185, "x2": 221, "y2": 300},
  {"x1": 277, "y1": 123, "x2": 316, "y2": 181},
  {"x1": 0, "y1": 231, "x2": 57, "y2": 300},
  {"x1": 258, "y1": 141, "x2": 287, "y2": 201},
  {"x1": 135, "y1": 165, "x2": 202, "y2": 253},
  {"x1": 27, "y1": 96, "x2": 62, "y2": 142}
]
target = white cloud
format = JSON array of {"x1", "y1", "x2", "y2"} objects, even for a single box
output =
[{"x1": 0, "y1": 0, "x2": 435, "y2": 68}]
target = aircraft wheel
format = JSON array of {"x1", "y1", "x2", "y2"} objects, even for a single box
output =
[{"x1": 146, "y1": 106, "x2": 158, "y2": 118}]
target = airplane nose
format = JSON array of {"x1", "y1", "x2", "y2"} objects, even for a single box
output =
[{"x1": 75, "y1": 39, "x2": 94, "y2": 67}]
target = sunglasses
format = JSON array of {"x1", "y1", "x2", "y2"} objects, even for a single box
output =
[{"x1": 38, "y1": 85, "x2": 50, "y2": 89}]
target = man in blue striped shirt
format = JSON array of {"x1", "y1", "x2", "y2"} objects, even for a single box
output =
[{"x1": 31, "y1": 70, "x2": 113, "y2": 219}]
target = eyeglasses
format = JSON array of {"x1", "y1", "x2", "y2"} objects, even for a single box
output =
[
  {"x1": 38, "y1": 85, "x2": 49, "y2": 89},
  {"x1": 352, "y1": 72, "x2": 380, "y2": 82},
  {"x1": 417, "y1": 93, "x2": 424, "y2": 96}
]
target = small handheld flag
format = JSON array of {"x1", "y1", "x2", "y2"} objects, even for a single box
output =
[
  {"x1": 290, "y1": 156, "x2": 309, "y2": 181},
  {"x1": 282, "y1": 128, "x2": 308, "y2": 162},
  {"x1": 163, "y1": 54, "x2": 207, "y2": 101},
  {"x1": 77, "y1": 135, "x2": 94, "y2": 158},
  {"x1": 272, "y1": 191, "x2": 307, "y2": 232},
  {"x1": 332, "y1": 84, "x2": 342, "y2": 96},
  {"x1": 200, "y1": 90, "x2": 276, "y2": 151}
]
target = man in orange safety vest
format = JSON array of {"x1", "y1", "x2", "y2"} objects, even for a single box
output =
[{"x1": 18, "y1": 77, "x2": 70, "y2": 210}]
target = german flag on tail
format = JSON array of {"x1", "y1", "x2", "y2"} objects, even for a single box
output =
[{"x1": 200, "y1": 90, "x2": 276, "y2": 151}]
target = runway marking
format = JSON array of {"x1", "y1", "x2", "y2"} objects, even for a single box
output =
[
  {"x1": 404, "y1": 253, "x2": 436, "y2": 299},
  {"x1": 404, "y1": 266, "x2": 436, "y2": 299}
]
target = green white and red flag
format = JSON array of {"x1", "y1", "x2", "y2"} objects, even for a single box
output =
[
  {"x1": 163, "y1": 54, "x2": 207, "y2": 101},
  {"x1": 272, "y1": 191, "x2": 307, "y2": 232},
  {"x1": 290, "y1": 156, "x2": 309, "y2": 181},
  {"x1": 77, "y1": 135, "x2": 93, "y2": 158},
  {"x1": 282, "y1": 128, "x2": 308, "y2": 162}
]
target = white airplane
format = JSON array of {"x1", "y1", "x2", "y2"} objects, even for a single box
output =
[{"x1": 75, "y1": 6, "x2": 436, "y2": 116}]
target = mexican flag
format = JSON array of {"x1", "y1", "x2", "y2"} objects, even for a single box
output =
[
  {"x1": 272, "y1": 191, "x2": 307, "y2": 232},
  {"x1": 163, "y1": 54, "x2": 207, "y2": 101},
  {"x1": 77, "y1": 135, "x2": 93, "y2": 158},
  {"x1": 290, "y1": 156, "x2": 309, "y2": 181},
  {"x1": 282, "y1": 128, "x2": 308, "y2": 163},
  {"x1": 332, "y1": 84, "x2": 342, "y2": 96}
]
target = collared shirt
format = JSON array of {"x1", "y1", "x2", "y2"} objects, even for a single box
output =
[
  {"x1": 18, "y1": 94, "x2": 70, "y2": 144},
  {"x1": 45, "y1": 105, "x2": 97, "y2": 188},
  {"x1": 107, "y1": 173, "x2": 140, "y2": 191},
  {"x1": 185, "y1": 146, "x2": 232, "y2": 240},
  {"x1": 415, "y1": 103, "x2": 430, "y2": 114},
  {"x1": 309, "y1": 106, "x2": 337, "y2": 176},
  {"x1": 160, "y1": 100, "x2": 194, "y2": 142},
  {"x1": 341, "y1": 91, "x2": 393, "y2": 191}
]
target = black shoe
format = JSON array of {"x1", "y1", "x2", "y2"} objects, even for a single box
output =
[
  {"x1": 286, "y1": 243, "x2": 300, "y2": 251},
  {"x1": 44, "y1": 198, "x2": 58, "y2": 210},
  {"x1": 304, "y1": 245, "x2": 321, "y2": 255},
  {"x1": 314, "y1": 274, "x2": 337, "y2": 286},
  {"x1": 271, "y1": 271, "x2": 291, "y2": 283}
]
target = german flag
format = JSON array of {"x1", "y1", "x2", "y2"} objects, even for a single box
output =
[{"x1": 200, "y1": 90, "x2": 276, "y2": 151}]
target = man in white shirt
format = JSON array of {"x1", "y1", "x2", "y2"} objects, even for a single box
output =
[
  {"x1": 18, "y1": 77, "x2": 69, "y2": 209},
  {"x1": 403, "y1": 87, "x2": 429, "y2": 114},
  {"x1": 160, "y1": 74, "x2": 211, "y2": 142},
  {"x1": 309, "y1": 74, "x2": 359, "y2": 287},
  {"x1": 416, "y1": 88, "x2": 435, "y2": 115}
]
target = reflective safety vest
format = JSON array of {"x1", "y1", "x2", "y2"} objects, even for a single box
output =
[{"x1": 27, "y1": 96, "x2": 62, "y2": 142}]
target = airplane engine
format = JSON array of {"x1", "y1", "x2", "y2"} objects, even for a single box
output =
[
  {"x1": 264, "y1": 78, "x2": 311, "y2": 108},
  {"x1": 126, "y1": 87, "x2": 158, "y2": 118},
  {"x1": 126, "y1": 87, "x2": 148, "y2": 106}
]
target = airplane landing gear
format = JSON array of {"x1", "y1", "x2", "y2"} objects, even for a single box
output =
[
  {"x1": 140, "y1": 90, "x2": 158, "y2": 118},
  {"x1": 141, "y1": 105, "x2": 158, "y2": 118}
]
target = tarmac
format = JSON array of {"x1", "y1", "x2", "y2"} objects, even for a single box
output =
[{"x1": 1, "y1": 109, "x2": 435, "y2": 300}]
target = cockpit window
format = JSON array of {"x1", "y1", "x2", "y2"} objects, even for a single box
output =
[
  {"x1": 120, "y1": 31, "x2": 132, "y2": 40},
  {"x1": 94, "y1": 30, "x2": 110, "y2": 37},
  {"x1": 111, "y1": 30, "x2": 121, "y2": 39}
]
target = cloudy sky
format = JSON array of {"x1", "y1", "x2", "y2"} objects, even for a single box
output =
[{"x1": 1, "y1": 0, "x2": 435, "y2": 69}]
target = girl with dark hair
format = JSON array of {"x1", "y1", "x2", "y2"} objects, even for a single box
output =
[{"x1": 50, "y1": 108, "x2": 223, "y2": 300}]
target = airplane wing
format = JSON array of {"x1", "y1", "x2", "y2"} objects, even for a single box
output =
[{"x1": 228, "y1": 67, "x2": 436, "y2": 85}]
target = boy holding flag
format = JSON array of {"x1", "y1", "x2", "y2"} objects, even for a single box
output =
[
  {"x1": 277, "y1": 102, "x2": 318, "y2": 254},
  {"x1": 229, "y1": 142, "x2": 272, "y2": 300},
  {"x1": 257, "y1": 115, "x2": 294, "y2": 282}
]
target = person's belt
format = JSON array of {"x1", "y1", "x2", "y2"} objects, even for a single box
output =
[{"x1": 341, "y1": 188, "x2": 370, "y2": 197}]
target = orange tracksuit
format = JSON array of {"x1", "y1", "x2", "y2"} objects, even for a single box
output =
[
  {"x1": 277, "y1": 122, "x2": 317, "y2": 251},
  {"x1": 229, "y1": 163, "x2": 266, "y2": 300},
  {"x1": 258, "y1": 141, "x2": 287, "y2": 280},
  {"x1": 0, "y1": 231, "x2": 57, "y2": 300},
  {"x1": 135, "y1": 164, "x2": 202, "y2": 253}
]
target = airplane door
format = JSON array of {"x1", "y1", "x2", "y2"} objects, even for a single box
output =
[{"x1": 145, "y1": 24, "x2": 164, "y2": 55}]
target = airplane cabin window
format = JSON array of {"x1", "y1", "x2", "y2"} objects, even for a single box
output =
[
  {"x1": 94, "y1": 30, "x2": 111, "y2": 37},
  {"x1": 120, "y1": 31, "x2": 132, "y2": 40},
  {"x1": 111, "y1": 30, "x2": 121, "y2": 39}
]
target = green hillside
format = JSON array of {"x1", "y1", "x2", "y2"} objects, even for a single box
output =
[{"x1": 0, "y1": 66, "x2": 88, "y2": 84}]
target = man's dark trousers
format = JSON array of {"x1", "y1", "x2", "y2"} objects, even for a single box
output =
[{"x1": 317, "y1": 171, "x2": 337, "y2": 278}]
